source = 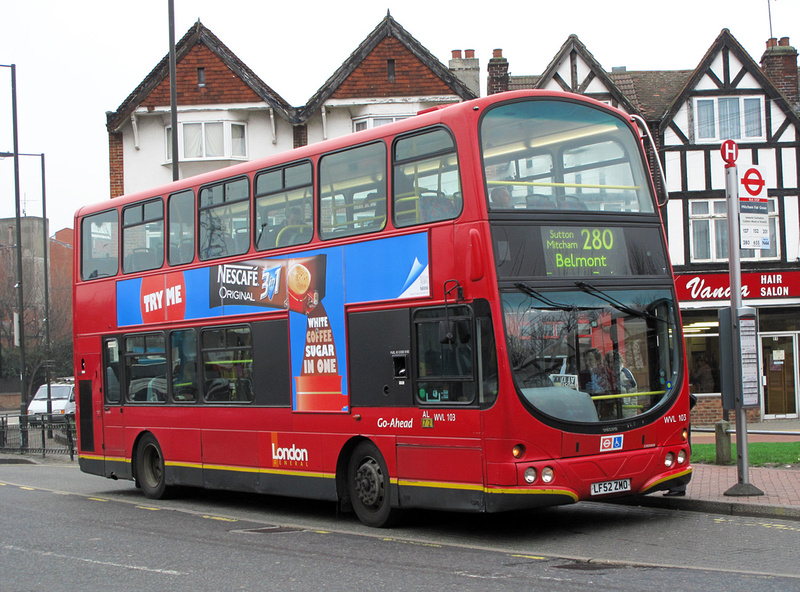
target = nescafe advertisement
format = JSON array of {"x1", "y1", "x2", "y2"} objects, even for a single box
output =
[{"x1": 209, "y1": 254, "x2": 327, "y2": 315}]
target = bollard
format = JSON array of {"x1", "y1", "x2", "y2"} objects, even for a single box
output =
[{"x1": 715, "y1": 420, "x2": 732, "y2": 465}]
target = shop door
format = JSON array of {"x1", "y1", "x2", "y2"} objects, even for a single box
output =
[{"x1": 761, "y1": 335, "x2": 798, "y2": 418}]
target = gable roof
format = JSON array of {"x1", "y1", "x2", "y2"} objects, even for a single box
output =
[
  {"x1": 106, "y1": 20, "x2": 294, "y2": 132},
  {"x1": 660, "y1": 28, "x2": 800, "y2": 134},
  {"x1": 535, "y1": 34, "x2": 640, "y2": 115},
  {"x1": 299, "y1": 12, "x2": 476, "y2": 121}
]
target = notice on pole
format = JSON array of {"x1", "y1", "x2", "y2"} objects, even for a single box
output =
[
  {"x1": 738, "y1": 165, "x2": 770, "y2": 250},
  {"x1": 740, "y1": 318, "x2": 759, "y2": 407}
]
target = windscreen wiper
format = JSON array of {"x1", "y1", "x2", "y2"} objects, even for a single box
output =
[
  {"x1": 514, "y1": 282, "x2": 579, "y2": 311},
  {"x1": 574, "y1": 281, "x2": 673, "y2": 325}
]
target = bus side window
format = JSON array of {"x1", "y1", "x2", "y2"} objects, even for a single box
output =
[
  {"x1": 122, "y1": 199, "x2": 164, "y2": 274},
  {"x1": 255, "y1": 162, "x2": 314, "y2": 251},
  {"x1": 319, "y1": 143, "x2": 387, "y2": 239},
  {"x1": 170, "y1": 329, "x2": 198, "y2": 402},
  {"x1": 168, "y1": 189, "x2": 196, "y2": 265},
  {"x1": 124, "y1": 334, "x2": 167, "y2": 403},
  {"x1": 201, "y1": 326, "x2": 254, "y2": 403},
  {"x1": 103, "y1": 338, "x2": 121, "y2": 404},
  {"x1": 393, "y1": 128, "x2": 461, "y2": 228},
  {"x1": 199, "y1": 177, "x2": 250, "y2": 260},
  {"x1": 414, "y1": 306, "x2": 475, "y2": 405},
  {"x1": 81, "y1": 210, "x2": 119, "y2": 280}
]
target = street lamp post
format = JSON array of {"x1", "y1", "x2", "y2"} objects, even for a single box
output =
[{"x1": 1, "y1": 63, "x2": 27, "y2": 446}]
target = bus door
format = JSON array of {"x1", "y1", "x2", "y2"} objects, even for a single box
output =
[
  {"x1": 101, "y1": 338, "x2": 127, "y2": 474},
  {"x1": 75, "y1": 336, "x2": 101, "y2": 457}
]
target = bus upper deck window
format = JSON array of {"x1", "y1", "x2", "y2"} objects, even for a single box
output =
[
  {"x1": 122, "y1": 199, "x2": 164, "y2": 273},
  {"x1": 254, "y1": 161, "x2": 313, "y2": 250},
  {"x1": 393, "y1": 128, "x2": 461, "y2": 227},
  {"x1": 81, "y1": 210, "x2": 119, "y2": 280},
  {"x1": 319, "y1": 143, "x2": 387, "y2": 240},
  {"x1": 199, "y1": 177, "x2": 250, "y2": 260}
]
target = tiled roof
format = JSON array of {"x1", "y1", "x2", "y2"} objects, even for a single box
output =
[
  {"x1": 612, "y1": 70, "x2": 694, "y2": 120},
  {"x1": 107, "y1": 21, "x2": 294, "y2": 131},
  {"x1": 300, "y1": 12, "x2": 475, "y2": 120}
]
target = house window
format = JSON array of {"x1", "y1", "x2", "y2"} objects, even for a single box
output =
[
  {"x1": 166, "y1": 121, "x2": 248, "y2": 161},
  {"x1": 689, "y1": 197, "x2": 779, "y2": 262},
  {"x1": 353, "y1": 116, "x2": 407, "y2": 133},
  {"x1": 695, "y1": 97, "x2": 764, "y2": 141}
]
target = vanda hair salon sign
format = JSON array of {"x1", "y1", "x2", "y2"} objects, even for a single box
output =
[{"x1": 676, "y1": 271, "x2": 800, "y2": 302}]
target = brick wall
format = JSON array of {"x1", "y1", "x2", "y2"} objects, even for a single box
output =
[
  {"x1": 293, "y1": 125, "x2": 307, "y2": 149},
  {"x1": 108, "y1": 132, "x2": 124, "y2": 198},
  {"x1": 691, "y1": 394, "x2": 762, "y2": 427},
  {"x1": 145, "y1": 44, "x2": 261, "y2": 107},
  {"x1": 761, "y1": 37, "x2": 799, "y2": 108},
  {"x1": 487, "y1": 49, "x2": 509, "y2": 95},
  {"x1": 332, "y1": 37, "x2": 453, "y2": 99}
]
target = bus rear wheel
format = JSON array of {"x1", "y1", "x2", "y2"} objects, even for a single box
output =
[
  {"x1": 347, "y1": 441, "x2": 398, "y2": 528},
  {"x1": 136, "y1": 433, "x2": 171, "y2": 499}
]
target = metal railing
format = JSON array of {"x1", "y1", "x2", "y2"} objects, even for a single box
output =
[{"x1": 0, "y1": 414, "x2": 76, "y2": 460}]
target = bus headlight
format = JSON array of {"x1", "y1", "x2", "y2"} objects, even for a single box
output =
[
  {"x1": 664, "y1": 452, "x2": 675, "y2": 468},
  {"x1": 541, "y1": 466, "x2": 555, "y2": 484},
  {"x1": 677, "y1": 449, "x2": 687, "y2": 464},
  {"x1": 524, "y1": 467, "x2": 537, "y2": 484}
]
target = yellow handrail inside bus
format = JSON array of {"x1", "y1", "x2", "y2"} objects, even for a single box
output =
[
  {"x1": 488, "y1": 180, "x2": 640, "y2": 191},
  {"x1": 590, "y1": 390, "x2": 666, "y2": 401}
]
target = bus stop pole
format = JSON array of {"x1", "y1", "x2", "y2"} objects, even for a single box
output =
[{"x1": 723, "y1": 161, "x2": 763, "y2": 496}]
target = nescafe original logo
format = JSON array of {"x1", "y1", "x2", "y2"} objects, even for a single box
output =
[{"x1": 140, "y1": 272, "x2": 186, "y2": 324}]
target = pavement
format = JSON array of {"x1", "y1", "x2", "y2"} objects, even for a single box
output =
[
  {"x1": 624, "y1": 418, "x2": 800, "y2": 521},
  {"x1": 2, "y1": 419, "x2": 799, "y2": 521}
]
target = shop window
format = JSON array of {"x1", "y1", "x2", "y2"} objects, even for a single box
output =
[{"x1": 683, "y1": 311, "x2": 721, "y2": 394}]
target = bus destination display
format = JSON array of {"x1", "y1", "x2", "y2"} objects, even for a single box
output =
[{"x1": 541, "y1": 226, "x2": 629, "y2": 277}]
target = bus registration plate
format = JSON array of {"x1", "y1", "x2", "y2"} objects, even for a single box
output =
[{"x1": 590, "y1": 478, "x2": 631, "y2": 496}]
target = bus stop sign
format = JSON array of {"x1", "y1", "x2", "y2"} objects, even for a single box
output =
[{"x1": 721, "y1": 139, "x2": 738, "y2": 166}]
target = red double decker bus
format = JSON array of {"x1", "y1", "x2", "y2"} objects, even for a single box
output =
[{"x1": 74, "y1": 90, "x2": 691, "y2": 527}]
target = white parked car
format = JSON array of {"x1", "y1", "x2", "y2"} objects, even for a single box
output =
[{"x1": 27, "y1": 379, "x2": 75, "y2": 425}]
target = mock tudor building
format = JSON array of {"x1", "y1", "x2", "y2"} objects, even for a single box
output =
[
  {"x1": 490, "y1": 31, "x2": 800, "y2": 423},
  {"x1": 105, "y1": 13, "x2": 475, "y2": 200}
]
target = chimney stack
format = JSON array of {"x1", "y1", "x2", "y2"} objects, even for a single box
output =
[
  {"x1": 762, "y1": 37, "x2": 799, "y2": 110},
  {"x1": 449, "y1": 48, "x2": 480, "y2": 97},
  {"x1": 487, "y1": 49, "x2": 509, "y2": 95}
]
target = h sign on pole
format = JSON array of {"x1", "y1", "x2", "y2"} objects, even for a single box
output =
[{"x1": 721, "y1": 139, "x2": 738, "y2": 167}]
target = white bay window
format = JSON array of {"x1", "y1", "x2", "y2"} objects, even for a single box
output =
[
  {"x1": 689, "y1": 197, "x2": 779, "y2": 262},
  {"x1": 695, "y1": 96, "x2": 764, "y2": 141},
  {"x1": 167, "y1": 121, "x2": 247, "y2": 161}
]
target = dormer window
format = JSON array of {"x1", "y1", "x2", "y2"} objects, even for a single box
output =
[
  {"x1": 387, "y1": 59, "x2": 396, "y2": 82},
  {"x1": 695, "y1": 96, "x2": 764, "y2": 142},
  {"x1": 197, "y1": 67, "x2": 206, "y2": 87}
]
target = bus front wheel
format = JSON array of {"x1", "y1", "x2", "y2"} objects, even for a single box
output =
[
  {"x1": 347, "y1": 441, "x2": 398, "y2": 528},
  {"x1": 136, "y1": 433, "x2": 170, "y2": 499}
]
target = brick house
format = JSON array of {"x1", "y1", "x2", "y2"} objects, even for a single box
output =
[{"x1": 105, "y1": 13, "x2": 476, "y2": 200}]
